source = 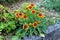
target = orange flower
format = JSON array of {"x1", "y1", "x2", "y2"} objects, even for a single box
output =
[
  {"x1": 33, "y1": 22, "x2": 38, "y2": 28},
  {"x1": 37, "y1": 13, "x2": 44, "y2": 18},
  {"x1": 19, "y1": 12, "x2": 23, "y2": 16},
  {"x1": 31, "y1": 10, "x2": 36, "y2": 14},
  {"x1": 19, "y1": 12, "x2": 24, "y2": 18},
  {"x1": 23, "y1": 24, "x2": 28, "y2": 30},
  {"x1": 15, "y1": 13, "x2": 19, "y2": 18},
  {"x1": 30, "y1": 3, "x2": 35, "y2": 7},
  {"x1": 28, "y1": 6, "x2": 32, "y2": 9},
  {"x1": 23, "y1": 14, "x2": 27, "y2": 19}
]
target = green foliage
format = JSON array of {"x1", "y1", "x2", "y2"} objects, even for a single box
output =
[
  {"x1": 15, "y1": 3, "x2": 48, "y2": 37},
  {"x1": 42, "y1": 0, "x2": 60, "y2": 11},
  {"x1": 0, "y1": 5, "x2": 16, "y2": 33}
]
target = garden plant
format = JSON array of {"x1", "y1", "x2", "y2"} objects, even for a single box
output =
[
  {"x1": 14, "y1": 3, "x2": 48, "y2": 38},
  {"x1": 0, "y1": 3, "x2": 48, "y2": 38}
]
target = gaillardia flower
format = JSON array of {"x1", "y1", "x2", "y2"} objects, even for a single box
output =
[
  {"x1": 15, "y1": 13, "x2": 19, "y2": 18},
  {"x1": 19, "y1": 12, "x2": 23, "y2": 18},
  {"x1": 23, "y1": 24, "x2": 29, "y2": 30},
  {"x1": 37, "y1": 13, "x2": 44, "y2": 18},
  {"x1": 33, "y1": 22, "x2": 38, "y2": 28},
  {"x1": 31, "y1": 10, "x2": 36, "y2": 14},
  {"x1": 28, "y1": 6, "x2": 32, "y2": 9},
  {"x1": 19, "y1": 12, "x2": 23, "y2": 16},
  {"x1": 23, "y1": 14, "x2": 27, "y2": 19},
  {"x1": 30, "y1": 3, "x2": 35, "y2": 7}
]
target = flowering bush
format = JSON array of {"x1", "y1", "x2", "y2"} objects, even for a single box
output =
[
  {"x1": 15, "y1": 3, "x2": 48, "y2": 37},
  {"x1": 0, "y1": 3, "x2": 48, "y2": 38}
]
